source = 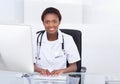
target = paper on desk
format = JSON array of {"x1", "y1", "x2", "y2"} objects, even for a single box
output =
[{"x1": 68, "y1": 76, "x2": 80, "y2": 84}]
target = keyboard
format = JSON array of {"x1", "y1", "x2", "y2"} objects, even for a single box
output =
[{"x1": 31, "y1": 75, "x2": 67, "y2": 81}]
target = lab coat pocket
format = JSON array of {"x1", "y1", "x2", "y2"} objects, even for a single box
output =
[{"x1": 54, "y1": 51, "x2": 66, "y2": 63}]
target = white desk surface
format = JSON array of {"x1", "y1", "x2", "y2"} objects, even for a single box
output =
[
  {"x1": 0, "y1": 71, "x2": 107, "y2": 84},
  {"x1": 0, "y1": 70, "x2": 25, "y2": 84}
]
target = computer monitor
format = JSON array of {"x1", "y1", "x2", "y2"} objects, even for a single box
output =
[{"x1": 0, "y1": 25, "x2": 34, "y2": 73}]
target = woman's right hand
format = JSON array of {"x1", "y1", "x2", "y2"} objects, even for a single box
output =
[
  {"x1": 39, "y1": 68, "x2": 51, "y2": 76},
  {"x1": 34, "y1": 64, "x2": 50, "y2": 76}
]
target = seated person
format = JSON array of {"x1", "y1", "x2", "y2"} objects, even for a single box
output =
[{"x1": 34, "y1": 7, "x2": 80, "y2": 76}]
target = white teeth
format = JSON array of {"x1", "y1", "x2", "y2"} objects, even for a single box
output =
[{"x1": 49, "y1": 28, "x2": 55, "y2": 30}]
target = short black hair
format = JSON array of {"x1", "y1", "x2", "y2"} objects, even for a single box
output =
[{"x1": 41, "y1": 7, "x2": 62, "y2": 22}]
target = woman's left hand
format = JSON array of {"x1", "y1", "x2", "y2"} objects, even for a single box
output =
[{"x1": 50, "y1": 69, "x2": 64, "y2": 76}]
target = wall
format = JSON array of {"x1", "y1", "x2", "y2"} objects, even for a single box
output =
[
  {"x1": 82, "y1": 24, "x2": 120, "y2": 73},
  {"x1": 24, "y1": 0, "x2": 83, "y2": 31},
  {"x1": 82, "y1": 0, "x2": 120, "y2": 24},
  {"x1": 24, "y1": 0, "x2": 120, "y2": 74},
  {"x1": 1, "y1": 0, "x2": 120, "y2": 74},
  {"x1": 82, "y1": 0, "x2": 120, "y2": 73},
  {"x1": 0, "y1": 0, "x2": 24, "y2": 24}
]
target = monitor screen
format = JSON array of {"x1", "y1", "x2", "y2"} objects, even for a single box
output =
[{"x1": 0, "y1": 25, "x2": 34, "y2": 73}]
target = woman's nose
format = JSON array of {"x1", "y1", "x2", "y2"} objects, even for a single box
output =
[{"x1": 49, "y1": 22, "x2": 54, "y2": 27}]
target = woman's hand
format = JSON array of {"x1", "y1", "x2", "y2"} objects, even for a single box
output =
[
  {"x1": 39, "y1": 69, "x2": 51, "y2": 76},
  {"x1": 50, "y1": 69, "x2": 64, "y2": 76},
  {"x1": 34, "y1": 64, "x2": 50, "y2": 76},
  {"x1": 50, "y1": 63, "x2": 77, "y2": 76}
]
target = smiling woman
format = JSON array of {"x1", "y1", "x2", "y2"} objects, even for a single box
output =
[
  {"x1": 41, "y1": 7, "x2": 61, "y2": 35},
  {"x1": 34, "y1": 7, "x2": 80, "y2": 76}
]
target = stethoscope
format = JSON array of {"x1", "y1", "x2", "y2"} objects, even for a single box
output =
[{"x1": 35, "y1": 31, "x2": 65, "y2": 63}]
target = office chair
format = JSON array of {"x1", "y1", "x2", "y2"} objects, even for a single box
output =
[
  {"x1": 60, "y1": 29, "x2": 86, "y2": 72},
  {"x1": 36, "y1": 29, "x2": 86, "y2": 73},
  {"x1": 60, "y1": 29, "x2": 86, "y2": 84}
]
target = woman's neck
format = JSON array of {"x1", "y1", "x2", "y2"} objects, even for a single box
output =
[{"x1": 47, "y1": 32, "x2": 58, "y2": 41}]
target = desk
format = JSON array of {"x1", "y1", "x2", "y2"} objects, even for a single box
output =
[
  {"x1": 0, "y1": 71, "x2": 24, "y2": 84},
  {"x1": 0, "y1": 70, "x2": 120, "y2": 84}
]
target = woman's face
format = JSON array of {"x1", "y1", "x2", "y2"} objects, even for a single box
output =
[{"x1": 43, "y1": 13, "x2": 60, "y2": 34}]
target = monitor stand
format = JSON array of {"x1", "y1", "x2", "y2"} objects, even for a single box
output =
[{"x1": 16, "y1": 73, "x2": 32, "y2": 84}]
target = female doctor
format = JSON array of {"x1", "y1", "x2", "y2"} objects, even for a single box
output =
[{"x1": 34, "y1": 7, "x2": 80, "y2": 76}]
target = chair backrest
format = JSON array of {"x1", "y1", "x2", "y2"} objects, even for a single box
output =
[
  {"x1": 36, "y1": 29, "x2": 82, "y2": 72},
  {"x1": 60, "y1": 29, "x2": 81, "y2": 72}
]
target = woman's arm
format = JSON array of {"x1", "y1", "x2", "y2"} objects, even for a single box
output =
[{"x1": 62, "y1": 62, "x2": 77, "y2": 73}]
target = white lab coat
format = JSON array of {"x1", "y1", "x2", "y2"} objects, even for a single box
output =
[{"x1": 33, "y1": 30, "x2": 80, "y2": 72}]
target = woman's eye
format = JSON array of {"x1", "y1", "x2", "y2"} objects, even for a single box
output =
[
  {"x1": 44, "y1": 21, "x2": 49, "y2": 24},
  {"x1": 53, "y1": 20, "x2": 59, "y2": 24},
  {"x1": 53, "y1": 20, "x2": 57, "y2": 23}
]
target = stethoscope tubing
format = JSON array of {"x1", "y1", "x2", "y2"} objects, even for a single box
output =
[{"x1": 35, "y1": 31, "x2": 65, "y2": 63}]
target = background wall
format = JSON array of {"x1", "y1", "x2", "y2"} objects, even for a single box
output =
[
  {"x1": 0, "y1": 0, "x2": 24, "y2": 24},
  {"x1": 82, "y1": 24, "x2": 120, "y2": 73},
  {"x1": 24, "y1": 0, "x2": 83, "y2": 31},
  {"x1": 82, "y1": 0, "x2": 120, "y2": 73},
  {"x1": 82, "y1": 0, "x2": 120, "y2": 24},
  {"x1": 1, "y1": 0, "x2": 120, "y2": 74},
  {"x1": 24, "y1": 0, "x2": 120, "y2": 74}
]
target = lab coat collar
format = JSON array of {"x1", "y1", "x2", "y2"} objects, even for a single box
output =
[{"x1": 42, "y1": 29, "x2": 63, "y2": 44}]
